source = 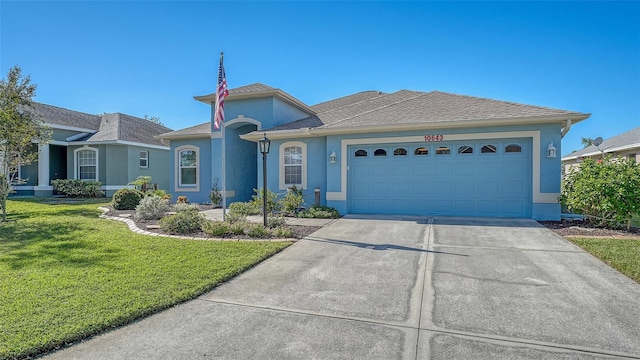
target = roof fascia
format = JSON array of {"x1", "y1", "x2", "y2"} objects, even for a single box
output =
[
  {"x1": 242, "y1": 113, "x2": 590, "y2": 141},
  {"x1": 194, "y1": 89, "x2": 317, "y2": 116}
]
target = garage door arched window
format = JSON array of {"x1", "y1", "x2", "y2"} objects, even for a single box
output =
[
  {"x1": 355, "y1": 149, "x2": 368, "y2": 157},
  {"x1": 414, "y1": 147, "x2": 429, "y2": 155},
  {"x1": 481, "y1": 145, "x2": 497, "y2": 153},
  {"x1": 74, "y1": 147, "x2": 98, "y2": 181},
  {"x1": 374, "y1": 149, "x2": 387, "y2": 157},
  {"x1": 458, "y1": 145, "x2": 473, "y2": 154},
  {"x1": 394, "y1": 148, "x2": 407, "y2": 156},
  {"x1": 436, "y1": 146, "x2": 451, "y2": 155},
  {"x1": 505, "y1": 144, "x2": 522, "y2": 153},
  {"x1": 280, "y1": 141, "x2": 307, "y2": 190}
]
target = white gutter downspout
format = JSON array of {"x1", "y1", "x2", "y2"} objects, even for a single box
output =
[{"x1": 561, "y1": 119, "x2": 572, "y2": 138}]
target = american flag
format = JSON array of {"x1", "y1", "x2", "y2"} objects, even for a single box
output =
[{"x1": 213, "y1": 54, "x2": 228, "y2": 130}]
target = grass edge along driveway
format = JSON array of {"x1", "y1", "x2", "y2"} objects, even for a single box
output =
[
  {"x1": 0, "y1": 199, "x2": 291, "y2": 360},
  {"x1": 567, "y1": 236, "x2": 640, "y2": 283}
]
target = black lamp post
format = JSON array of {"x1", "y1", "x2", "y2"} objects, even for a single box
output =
[{"x1": 258, "y1": 133, "x2": 271, "y2": 227}]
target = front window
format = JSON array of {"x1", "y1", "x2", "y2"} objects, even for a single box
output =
[
  {"x1": 284, "y1": 146, "x2": 302, "y2": 185},
  {"x1": 139, "y1": 151, "x2": 149, "y2": 168},
  {"x1": 179, "y1": 149, "x2": 197, "y2": 186},
  {"x1": 76, "y1": 148, "x2": 97, "y2": 180}
]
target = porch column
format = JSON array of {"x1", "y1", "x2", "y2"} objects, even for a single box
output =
[
  {"x1": 38, "y1": 143, "x2": 50, "y2": 187},
  {"x1": 34, "y1": 143, "x2": 52, "y2": 197}
]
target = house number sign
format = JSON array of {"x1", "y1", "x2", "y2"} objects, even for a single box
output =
[{"x1": 423, "y1": 134, "x2": 444, "y2": 141}]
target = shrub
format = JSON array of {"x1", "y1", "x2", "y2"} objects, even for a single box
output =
[
  {"x1": 159, "y1": 211, "x2": 205, "y2": 235},
  {"x1": 272, "y1": 226, "x2": 293, "y2": 238},
  {"x1": 246, "y1": 223, "x2": 271, "y2": 238},
  {"x1": 177, "y1": 196, "x2": 188, "y2": 204},
  {"x1": 296, "y1": 205, "x2": 341, "y2": 219},
  {"x1": 134, "y1": 195, "x2": 169, "y2": 221},
  {"x1": 51, "y1": 179, "x2": 103, "y2": 198},
  {"x1": 279, "y1": 185, "x2": 304, "y2": 214},
  {"x1": 229, "y1": 221, "x2": 247, "y2": 235},
  {"x1": 128, "y1": 176, "x2": 152, "y2": 191},
  {"x1": 209, "y1": 178, "x2": 222, "y2": 206},
  {"x1": 112, "y1": 188, "x2": 144, "y2": 210},
  {"x1": 225, "y1": 211, "x2": 246, "y2": 224},
  {"x1": 267, "y1": 214, "x2": 286, "y2": 228},
  {"x1": 173, "y1": 202, "x2": 200, "y2": 213},
  {"x1": 251, "y1": 188, "x2": 279, "y2": 213},
  {"x1": 149, "y1": 189, "x2": 169, "y2": 198},
  {"x1": 562, "y1": 156, "x2": 640, "y2": 229},
  {"x1": 202, "y1": 220, "x2": 230, "y2": 237},
  {"x1": 229, "y1": 201, "x2": 260, "y2": 216}
]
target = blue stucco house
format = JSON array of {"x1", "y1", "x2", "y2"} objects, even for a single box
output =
[
  {"x1": 15, "y1": 103, "x2": 173, "y2": 197},
  {"x1": 158, "y1": 83, "x2": 590, "y2": 220}
]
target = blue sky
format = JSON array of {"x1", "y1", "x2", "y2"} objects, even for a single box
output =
[{"x1": 1, "y1": 1, "x2": 638, "y2": 155}]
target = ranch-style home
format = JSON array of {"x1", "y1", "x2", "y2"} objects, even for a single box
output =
[
  {"x1": 562, "y1": 126, "x2": 640, "y2": 170},
  {"x1": 15, "y1": 102, "x2": 172, "y2": 197},
  {"x1": 158, "y1": 83, "x2": 590, "y2": 220}
]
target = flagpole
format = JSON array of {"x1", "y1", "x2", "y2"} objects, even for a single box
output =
[{"x1": 221, "y1": 121, "x2": 226, "y2": 221}]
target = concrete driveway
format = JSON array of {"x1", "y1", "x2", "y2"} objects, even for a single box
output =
[{"x1": 44, "y1": 216, "x2": 640, "y2": 359}]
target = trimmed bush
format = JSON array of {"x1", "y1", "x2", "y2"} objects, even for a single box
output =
[
  {"x1": 134, "y1": 195, "x2": 169, "y2": 221},
  {"x1": 173, "y1": 202, "x2": 200, "y2": 213},
  {"x1": 51, "y1": 179, "x2": 103, "y2": 198},
  {"x1": 246, "y1": 223, "x2": 271, "y2": 238},
  {"x1": 272, "y1": 226, "x2": 293, "y2": 238},
  {"x1": 159, "y1": 211, "x2": 205, "y2": 235},
  {"x1": 112, "y1": 188, "x2": 144, "y2": 210},
  {"x1": 296, "y1": 205, "x2": 340, "y2": 219},
  {"x1": 228, "y1": 201, "x2": 260, "y2": 216},
  {"x1": 251, "y1": 188, "x2": 279, "y2": 213},
  {"x1": 229, "y1": 221, "x2": 247, "y2": 235},
  {"x1": 279, "y1": 185, "x2": 304, "y2": 214},
  {"x1": 267, "y1": 214, "x2": 286, "y2": 228},
  {"x1": 201, "y1": 220, "x2": 230, "y2": 237}
]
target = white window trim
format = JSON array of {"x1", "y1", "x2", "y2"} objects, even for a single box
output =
[
  {"x1": 279, "y1": 141, "x2": 307, "y2": 190},
  {"x1": 73, "y1": 147, "x2": 98, "y2": 181},
  {"x1": 174, "y1": 145, "x2": 199, "y2": 192},
  {"x1": 139, "y1": 150, "x2": 149, "y2": 168}
]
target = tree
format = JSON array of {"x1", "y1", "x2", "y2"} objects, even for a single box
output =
[
  {"x1": 143, "y1": 115, "x2": 163, "y2": 126},
  {"x1": 0, "y1": 65, "x2": 50, "y2": 221},
  {"x1": 581, "y1": 137, "x2": 595, "y2": 148}
]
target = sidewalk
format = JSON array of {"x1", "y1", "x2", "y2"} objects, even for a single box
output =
[{"x1": 200, "y1": 208, "x2": 337, "y2": 227}]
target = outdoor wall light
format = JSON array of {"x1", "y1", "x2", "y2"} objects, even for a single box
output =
[
  {"x1": 329, "y1": 151, "x2": 337, "y2": 164},
  {"x1": 547, "y1": 142, "x2": 557, "y2": 158}
]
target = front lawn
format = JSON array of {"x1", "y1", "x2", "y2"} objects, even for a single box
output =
[
  {"x1": 0, "y1": 199, "x2": 290, "y2": 359},
  {"x1": 568, "y1": 237, "x2": 640, "y2": 283}
]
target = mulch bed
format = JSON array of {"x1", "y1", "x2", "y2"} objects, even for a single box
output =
[
  {"x1": 103, "y1": 206, "x2": 321, "y2": 240},
  {"x1": 539, "y1": 220, "x2": 640, "y2": 239}
]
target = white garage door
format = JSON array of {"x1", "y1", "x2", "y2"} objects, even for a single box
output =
[{"x1": 347, "y1": 139, "x2": 532, "y2": 217}]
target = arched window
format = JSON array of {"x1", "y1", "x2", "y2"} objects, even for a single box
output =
[
  {"x1": 355, "y1": 149, "x2": 368, "y2": 157},
  {"x1": 436, "y1": 146, "x2": 450, "y2": 155},
  {"x1": 394, "y1": 148, "x2": 407, "y2": 156},
  {"x1": 374, "y1": 149, "x2": 387, "y2": 156},
  {"x1": 74, "y1": 147, "x2": 98, "y2": 181},
  {"x1": 414, "y1": 147, "x2": 429, "y2": 155},
  {"x1": 481, "y1": 145, "x2": 497, "y2": 153},
  {"x1": 280, "y1": 141, "x2": 307, "y2": 190},
  {"x1": 458, "y1": 146, "x2": 473, "y2": 154},
  {"x1": 505, "y1": 144, "x2": 522, "y2": 153}
]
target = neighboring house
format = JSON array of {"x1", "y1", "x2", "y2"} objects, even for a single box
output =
[
  {"x1": 562, "y1": 126, "x2": 640, "y2": 172},
  {"x1": 14, "y1": 102, "x2": 173, "y2": 197},
  {"x1": 158, "y1": 83, "x2": 590, "y2": 220}
]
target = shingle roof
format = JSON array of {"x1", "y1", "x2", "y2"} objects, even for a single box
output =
[
  {"x1": 563, "y1": 126, "x2": 640, "y2": 159},
  {"x1": 31, "y1": 102, "x2": 101, "y2": 130},
  {"x1": 228, "y1": 83, "x2": 277, "y2": 95},
  {"x1": 29, "y1": 102, "x2": 173, "y2": 146},
  {"x1": 156, "y1": 122, "x2": 211, "y2": 139},
  {"x1": 264, "y1": 90, "x2": 588, "y2": 134},
  {"x1": 87, "y1": 113, "x2": 173, "y2": 146}
]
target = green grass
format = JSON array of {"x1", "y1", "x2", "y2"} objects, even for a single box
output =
[
  {"x1": 568, "y1": 237, "x2": 640, "y2": 283},
  {"x1": 0, "y1": 199, "x2": 290, "y2": 359}
]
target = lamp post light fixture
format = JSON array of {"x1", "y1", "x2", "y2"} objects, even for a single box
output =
[{"x1": 258, "y1": 133, "x2": 271, "y2": 227}]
